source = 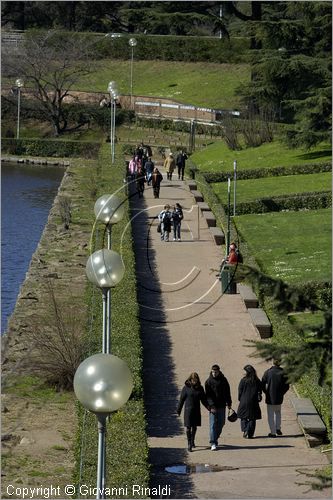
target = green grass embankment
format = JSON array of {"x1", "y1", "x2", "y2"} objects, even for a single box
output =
[
  {"x1": 191, "y1": 140, "x2": 332, "y2": 172},
  {"x1": 212, "y1": 172, "x2": 332, "y2": 203}
]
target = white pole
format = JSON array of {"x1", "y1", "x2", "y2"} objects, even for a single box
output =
[
  {"x1": 233, "y1": 160, "x2": 237, "y2": 216},
  {"x1": 16, "y1": 87, "x2": 21, "y2": 139},
  {"x1": 109, "y1": 94, "x2": 113, "y2": 159},
  {"x1": 112, "y1": 98, "x2": 116, "y2": 164},
  {"x1": 219, "y1": 4, "x2": 223, "y2": 39},
  {"x1": 130, "y1": 46, "x2": 134, "y2": 108}
]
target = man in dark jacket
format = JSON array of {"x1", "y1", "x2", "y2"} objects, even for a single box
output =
[
  {"x1": 262, "y1": 359, "x2": 290, "y2": 437},
  {"x1": 176, "y1": 150, "x2": 188, "y2": 180},
  {"x1": 205, "y1": 364, "x2": 232, "y2": 450}
]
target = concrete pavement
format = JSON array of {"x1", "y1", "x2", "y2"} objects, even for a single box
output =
[{"x1": 130, "y1": 165, "x2": 330, "y2": 499}]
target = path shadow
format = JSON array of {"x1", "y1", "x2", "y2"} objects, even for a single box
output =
[{"x1": 130, "y1": 184, "x2": 195, "y2": 497}]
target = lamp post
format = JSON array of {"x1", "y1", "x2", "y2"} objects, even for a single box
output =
[
  {"x1": 226, "y1": 177, "x2": 231, "y2": 257},
  {"x1": 233, "y1": 160, "x2": 237, "y2": 216},
  {"x1": 86, "y1": 249, "x2": 125, "y2": 354},
  {"x1": 129, "y1": 38, "x2": 137, "y2": 109},
  {"x1": 15, "y1": 78, "x2": 24, "y2": 139},
  {"x1": 74, "y1": 353, "x2": 133, "y2": 499},
  {"x1": 107, "y1": 81, "x2": 118, "y2": 164},
  {"x1": 93, "y1": 194, "x2": 125, "y2": 353}
]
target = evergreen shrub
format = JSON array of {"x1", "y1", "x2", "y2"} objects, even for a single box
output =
[
  {"x1": 1, "y1": 138, "x2": 100, "y2": 158},
  {"x1": 224, "y1": 191, "x2": 332, "y2": 215},
  {"x1": 203, "y1": 163, "x2": 332, "y2": 183},
  {"x1": 88, "y1": 33, "x2": 250, "y2": 63}
]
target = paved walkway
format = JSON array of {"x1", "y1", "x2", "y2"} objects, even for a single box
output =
[{"x1": 130, "y1": 164, "x2": 330, "y2": 499}]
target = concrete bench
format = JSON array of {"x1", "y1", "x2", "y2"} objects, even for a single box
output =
[
  {"x1": 237, "y1": 284, "x2": 258, "y2": 308},
  {"x1": 202, "y1": 211, "x2": 216, "y2": 228},
  {"x1": 193, "y1": 191, "x2": 204, "y2": 203},
  {"x1": 187, "y1": 180, "x2": 197, "y2": 191},
  {"x1": 291, "y1": 397, "x2": 326, "y2": 447},
  {"x1": 197, "y1": 202, "x2": 210, "y2": 212},
  {"x1": 248, "y1": 308, "x2": 272, "y2": 338},
  {"x1": 209, "y1": 227, "x2": 225, "y2": 245}
]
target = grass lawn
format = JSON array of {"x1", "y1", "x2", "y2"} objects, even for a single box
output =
[
  {"x1": 212, "y1": 172, "x2": 332, "y2": 203},
  {"x1": 77, "y1": 59, "x2": 250, "y2": 109},
  {"x1": 235, "y1": 208, "x2": 331, "y2": 284},
  {"x1": 191, "y1": 140, "x2": 332, "y2": 172}
]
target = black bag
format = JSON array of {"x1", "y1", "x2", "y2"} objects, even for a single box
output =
[
  {"x1": 157, "y1": 223, "x2": 161, "y2": 233},
  {"x1": 227, "y1": 408, "x2": 238, "y2": 422},
  {"x1": 236, "y1": 249, "x2": 243, "y2": 263}
]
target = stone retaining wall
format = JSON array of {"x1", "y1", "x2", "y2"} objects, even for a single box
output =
[{"x1": 2, "y1": 159, "x2": 92, "y2": 368}]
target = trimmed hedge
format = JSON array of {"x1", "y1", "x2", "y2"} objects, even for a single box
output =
[
  {"x1": 67, "y1": 32, "x2": 251, "y2": 63},
  {"x1": 224, "y1": 191, "x2": 332, "y2": 215},
  {"x1": 73, "y1": 144, "x2": 150, "y2": 495},
  {"x1": 1, "y1": 138, "x2": 101, "y2": 158},
  {"x1": 202, "y1": 162, "x2": 332, "y2": 183}
]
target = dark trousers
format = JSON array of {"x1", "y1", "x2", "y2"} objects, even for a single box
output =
[
  {"x1": 241, "y1": 418, "x2": 256, "y2": 438},
  {"x1": 178, "y1": 165, "x2": 185, "y2": 180}
]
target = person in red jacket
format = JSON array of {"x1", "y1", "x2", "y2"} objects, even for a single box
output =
[{"x1": 227, "y1": 243, "x2": 238, "y2": 264}]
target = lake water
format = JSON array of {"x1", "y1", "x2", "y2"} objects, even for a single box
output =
[{"x1": 1, "y1": 162, "x2": 65, "y2": 333}]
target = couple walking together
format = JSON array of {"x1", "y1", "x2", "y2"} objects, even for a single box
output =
[
  {"x1": 177, "y1": 361, "x2": 289, "y2": 451},
  {"x1": 158, "y1": 203, "x2": 183, "y2": 242}
]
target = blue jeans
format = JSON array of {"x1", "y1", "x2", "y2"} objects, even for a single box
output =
[{"x1": 209, "y1": 408, "x2": 226, "y2": 445}]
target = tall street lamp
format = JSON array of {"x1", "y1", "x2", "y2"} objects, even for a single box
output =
[
  {"x1": 129, "y1": 38, "x2": 137, "y2": 109},
  {"x1": 74, "y1": 353, "x2": 133, "y2": 499},
  {"x1": 107, "y1": 81, "x2": 118, "y2": 164},
  {"x1": 15, "y1": 78, "x2": 24, "y2": 139},
  {"x1": 86, "y1": 249, "x2": 125, "y2": 354},
  {"x1": 93, "y1": 194, "x2": 125, "y2": 353}
]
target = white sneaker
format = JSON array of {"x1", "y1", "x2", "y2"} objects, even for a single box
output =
[
  {"x1": 211, "y1": 444, "x2": 217, "y2": 451},
  {"x1": 173, "y1": 238, "x2": 176, "y2": 241}
]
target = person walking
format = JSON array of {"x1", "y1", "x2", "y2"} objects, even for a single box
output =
[
  {"x1": 145, "y1": 157, "x2": 155, "y2": 186},
  {"x1": 135, "y1": 168, "x2": 146, "y2": 198},
  {"x1": 172, "y1": 203, "x2": 184, "y2": 241},
  {"x1": 176, "y1": 150, "x2": 188, "y2": 180},
  {"x1": 177, "y1": 372, "x2": 210, "y2": 452},
  {"x1": 164, "y1": 152, "x2": 176, "y2": 180},
  {"x1": 151, "y1": 167, "x2": 163, "y2": 199},
  {"x1": 158, "y1": 204, "x2": 172, "y2": 242},
  {"x1": 128, "y1": 156, "x2": 137, "y2": 180},
  {"x1": 205, "y1": 364, "x2": 232, "y2": 450},
  {"x1": 262, "y1": 359, "x2": 290, "y2": 437},
  {"x1": 237, "y1": 365, "x2": 263, "y2": 439}
]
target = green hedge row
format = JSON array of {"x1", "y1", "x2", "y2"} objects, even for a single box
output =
[
  {"x1": 135, "y1": 116, "x2": 226, "y2": 136},
  {"x1": 1, "y1": 138, "x2": 101, "y2": 158},
  {"x1": 202, "y1": 162, "x2": 332, "y2": 183},
  {"x1": 224, "y1": 191, "x2": 332, "y2": 215},
  {"x1": 60, "y1": 31, "x2": 250, "y2": 63},
  {"x1": 74, "y1": 144, "x2": 149, "y2": 495}
]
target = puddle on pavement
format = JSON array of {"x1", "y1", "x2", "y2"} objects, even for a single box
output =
[{"x1": 165, "y1": 464, "x2": 237, "y2": 475}]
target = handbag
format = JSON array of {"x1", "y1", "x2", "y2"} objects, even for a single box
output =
[
  {"x1": 227, "y1": 408, "x2": 238, "y2": 422},
  {"x1": 157, "y1": 223, "x2": 161, "y2": 233}
]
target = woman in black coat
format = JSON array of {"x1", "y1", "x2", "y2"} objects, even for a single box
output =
[
  {"x1": 237, "y1": 365, "x2": 262, "y2": 439},
  {"x1": 177, "y1": 372, "x2": 209, "y2": 451}
]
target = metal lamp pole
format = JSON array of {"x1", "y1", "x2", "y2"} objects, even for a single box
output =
[
  {"x1": 15, "y1": 78, "x2": 24, "y2": 139},
  {"x1": 93, "y1": 194, "x2": 125, "y2": 354},
  {"x1": 74, "y1": 353, "x2": 133, "y2": 499},
  {"x1": 107, "y1": 81, "x2": 118, "y2": 164},
  {"x1": 233, "y1": 160, "x2": 237, "y2": 216},
  {"x1": 226, "y1": 177, "x2": 231, "y2": 257},
  {"x1": 129, "y1": 38, "x2": 137, "y2": 109},
  {"x1": 86, "y1": 248, "x2": 125, "y2": 354}
]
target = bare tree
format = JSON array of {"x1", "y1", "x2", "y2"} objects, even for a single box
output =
[{"x1": 2, "y1": 30, "x2": 95, "y2": 136}]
